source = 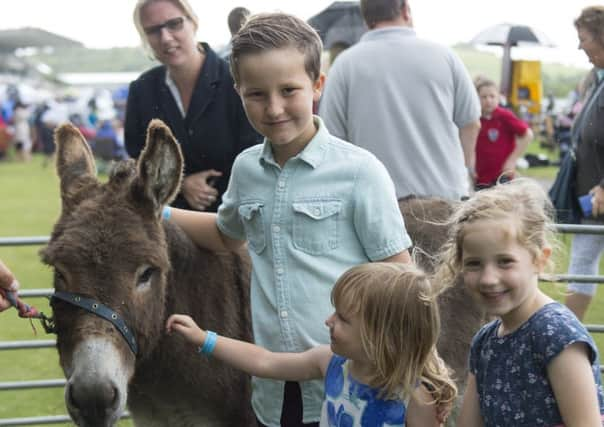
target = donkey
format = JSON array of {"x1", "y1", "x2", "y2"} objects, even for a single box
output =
[{"x1": 42, "y1": 119, "x2": 482, "y2": 426}]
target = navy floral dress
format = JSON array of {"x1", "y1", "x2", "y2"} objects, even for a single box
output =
[{"x1": 470, "y1": 302, "x2": 604, "y2": 426}]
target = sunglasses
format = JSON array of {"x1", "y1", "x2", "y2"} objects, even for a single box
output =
[{"x1": 143, "y1": 16, "x2": 186, "y2": 37}]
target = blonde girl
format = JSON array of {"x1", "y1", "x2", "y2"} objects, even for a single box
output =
[
  {"x1": 437, "y1": 179, "x2": 604, "y2": 426},
  {"x1": 167, "y1": 262, "x2": 456, "y2": 426}
]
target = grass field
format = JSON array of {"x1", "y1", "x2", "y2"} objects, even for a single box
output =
[{"x1": 0, "y1": 145, "x2": 602, "y2": 425}]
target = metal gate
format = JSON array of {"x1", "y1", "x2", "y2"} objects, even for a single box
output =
[{"x1": 2, "y1": 226, "x2": 604, "y2": 425}]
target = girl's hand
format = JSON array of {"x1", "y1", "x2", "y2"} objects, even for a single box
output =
[{"x1": 165, "y1": 314, "x2": 206, "y2": 347}]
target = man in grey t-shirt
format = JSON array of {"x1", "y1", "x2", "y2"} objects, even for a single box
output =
[{"x1": 319, "y1": 0, "x2": 480, "y2": 200}]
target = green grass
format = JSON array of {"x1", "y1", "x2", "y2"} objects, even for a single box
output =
[{"x1": 0, "y1": 150, "x2": 601, "y2": 425}]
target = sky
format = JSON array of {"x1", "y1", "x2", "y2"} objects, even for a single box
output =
[{"x1": 0, "y1": 0, "x2": 597, "y2": 69}]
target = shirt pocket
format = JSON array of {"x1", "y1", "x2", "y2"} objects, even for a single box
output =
[
  {"x1": 238, "y1": 202, "x2": 266, "y2": 253},
  {"x1": 292, "y1": 199, "x2": 341, "y2": 255}
]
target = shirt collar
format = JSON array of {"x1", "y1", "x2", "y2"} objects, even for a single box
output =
[
  {"x1": 597, "y1": 68, "x2": 604, "y2": 83},
  {"x1": 259, "y1": 116, "x2": 329, "y2": 169},
  {"x1": 164, "y1": 42, "x2": 217, "y2": 117},
  {"x1": 360, "y1": 26, "x2": 416, "y2": 43}
]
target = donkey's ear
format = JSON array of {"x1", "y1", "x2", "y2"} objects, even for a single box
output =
[
  {"x1": 136, "y1": 119, "x2": 183, "y2": 213},
  {"x1": 54, "y1": 123, "x2": 97, "y2": 208}
]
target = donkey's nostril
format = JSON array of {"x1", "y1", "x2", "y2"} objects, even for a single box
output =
[{"x1": 67, "y1": 378, "x2": 119, "y2": 414}]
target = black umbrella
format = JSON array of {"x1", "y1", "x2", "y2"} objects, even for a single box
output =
[
  {"x1": 470, "y1": 23, "x2": 555, "y2": 48},
  {"x1": 308, "y1": 1, "x2": 367, "y2": 49},
  {"x1": 470, "y1": 23, "x2": 555, "y2": 98}
]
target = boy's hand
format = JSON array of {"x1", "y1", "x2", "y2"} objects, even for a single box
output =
[
  {"x1": 500, "y1": 159, "x2": 517, "y2": 179},
  {"x1": 0, "y1": 259, "x2": 18, "y2": 312},
  {"x1": 165, "y1": 314, "x2": 206, "y2": 347}
]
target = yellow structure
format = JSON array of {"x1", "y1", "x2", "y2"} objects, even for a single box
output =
[{"x1": 509, "y1": 60, "x2": 542, "y2": 115}]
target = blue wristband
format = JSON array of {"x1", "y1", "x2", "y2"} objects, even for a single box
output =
[
  {"x1": 162, "y1": 206, "x2": 172, "y2": 220},
  {"x1": 198, "y1": 331, "x2": 218, "y2": 355}
]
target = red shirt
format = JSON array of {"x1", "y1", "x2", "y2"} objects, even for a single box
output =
[{"x1": 476, "y1": 106, "x2": 529, "y2": 185}]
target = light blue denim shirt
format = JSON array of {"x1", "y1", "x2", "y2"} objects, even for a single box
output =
[{"x1": 217, "y1": 116, "x2": 412, "y2": 426}]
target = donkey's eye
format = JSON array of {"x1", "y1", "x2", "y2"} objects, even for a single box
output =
[{"x1": 137, "y1": 267, "x2": 156, "y2": 289}]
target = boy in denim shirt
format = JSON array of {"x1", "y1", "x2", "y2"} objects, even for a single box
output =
[{"x1": 167, "y1": 12, "x2": 412, "y2": 427}]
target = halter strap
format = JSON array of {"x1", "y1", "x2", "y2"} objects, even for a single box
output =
[{"x1": 52, "y1": 291, "x2": 138, "y2": 356}]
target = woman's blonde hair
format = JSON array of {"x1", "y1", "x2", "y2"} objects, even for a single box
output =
[
  {"x1": 435, "y1": 179, "x2": 557, "y2": 288},
  {"x1": 331, "y1": 262, "x2": 457, "y2": 407},
  {"x1": 133, "y1": 0, "x2": 199, "y2": 55}
]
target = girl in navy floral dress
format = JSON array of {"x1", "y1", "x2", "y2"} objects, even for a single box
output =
[
  {"x1": 438, "y1": 179, "x2": 604, "y2": 426},
  {"x1": 166, "y1": 263, "x2": 456, "y2": 426}
]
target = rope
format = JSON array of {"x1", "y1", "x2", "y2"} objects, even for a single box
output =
[
  {"x1": 0, "y1": 286, "x2": 50, "y2": 334},
  {"x1": 0, "y1": 286, "x2": 43, "y2": 319}
]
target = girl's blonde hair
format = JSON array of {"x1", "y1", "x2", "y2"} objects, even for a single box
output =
[
  {"x1": 133, "y1": 0, "x2": 199, "y2": 55},
  {"x1": 435, "y1": 179, "x2": 557, "y2": 287},
  {"x1": 331, "y1": 262, "x2": 457, "y2": 407}
]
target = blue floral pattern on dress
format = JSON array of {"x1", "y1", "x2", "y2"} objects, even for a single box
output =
[
  {"x1": 470, "y1": 302, "x2": 604, "y2": 426},
  {"x1": 320, "y1": 355, "x2": 406, "y2": 426}
]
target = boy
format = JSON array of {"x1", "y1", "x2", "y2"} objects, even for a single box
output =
[
  {"x1": 166, "y1": 13, "x2": 412, "y2": 427},
  {"x1": 475, "y1": 78, "x2": 533, "y2": 189}
]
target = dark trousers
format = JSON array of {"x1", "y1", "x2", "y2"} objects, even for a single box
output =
[{"x1": 256, "y1": 381, "x2": 320, "y2": 427}]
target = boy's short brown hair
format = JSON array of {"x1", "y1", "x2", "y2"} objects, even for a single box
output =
[
  {"x1": 475, "y1": 77, "x2": 497, "y2": 92},
  {"x1": 229, "y1": 12, "x2": 323, "y2": 85}
]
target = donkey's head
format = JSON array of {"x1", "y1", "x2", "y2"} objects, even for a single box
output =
[{"x1": 40, "y1": 120, "x2": 183, "y2": 427}]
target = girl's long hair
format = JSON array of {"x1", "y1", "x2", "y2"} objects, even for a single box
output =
[{"x1": 331, "y1": 263, "x2": 457, "y2": 407}]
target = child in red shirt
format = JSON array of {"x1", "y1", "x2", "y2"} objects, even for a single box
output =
[{"x1": 475, "y1": 78, "x2": 533, "y2": 189}]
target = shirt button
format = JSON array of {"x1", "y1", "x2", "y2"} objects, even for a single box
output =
[
  {"x1": 273, "y1": 225, "x2": 280, "y2": 233},
  {"x1": 314, "y1": 208, "x2": 321, "y2": 216},
  {"x1": 280, "y1": 310, "x2": 288, "y2": 319},
  {"x1": 278, "y1": 180, "x2": 285, "y2": 188},
  {"x1": 276, "y1": 267, "x2": 284, "y2": 275},
  {"x1": 188, "y1": 129, "x2": 193, "y2": 136}
]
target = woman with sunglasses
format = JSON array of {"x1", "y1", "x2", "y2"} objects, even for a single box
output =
[{"x1": 127, "y1": 0, "x2": 261, "y2": 212}]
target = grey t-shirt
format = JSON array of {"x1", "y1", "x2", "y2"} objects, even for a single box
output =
[{"x1": 320, "y1": 27, "x2": 480, "y2": 200}]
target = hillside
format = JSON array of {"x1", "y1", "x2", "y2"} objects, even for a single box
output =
[{"x1": 27, "y1": 44, "x2": 588, "y2": 97}]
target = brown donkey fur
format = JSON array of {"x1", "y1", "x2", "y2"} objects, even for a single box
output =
[
  {"x1": 42, "y1": 120, "x2": 483, "y2": 426},
  {"x1": 399, "y1": 196, "x2": 485, "y2": 390}
]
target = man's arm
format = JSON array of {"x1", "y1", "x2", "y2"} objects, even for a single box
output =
[
  {"x1": 459, "y1": 120, "x2": 481, "y2": 171},
  {"x1": 318, "y1": 65, "x2": 348, "y2": 140}
]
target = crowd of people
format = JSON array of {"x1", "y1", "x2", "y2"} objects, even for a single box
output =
[
  {"x1": 2, "y1": 0, "x2": 604, "y2": 426},
  {"x1": 0, "y1": 88, "x2": 127, "y2": 166}
]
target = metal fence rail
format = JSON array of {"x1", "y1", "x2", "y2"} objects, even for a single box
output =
[{"x1": 3, "y1": 225, "x2": 604, "y2": 425}]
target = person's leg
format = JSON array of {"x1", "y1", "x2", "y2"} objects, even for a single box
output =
[
  {"x1": 256, "y1": 381, "x2": 319, "y2": 427},
  {"x1": 565, "y1": 292, "x2": 592, "y2": 321},
  {"x1": 565, "y1": 233, "x2": 604, "y2": 320}
]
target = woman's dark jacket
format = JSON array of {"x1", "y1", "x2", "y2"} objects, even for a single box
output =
[
  {"x1": 125, "y1": 43, "x2": 261, "y2": 211},
  {"x1": 575, "y1": 71, "x2": 604, "y2": 223}
]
